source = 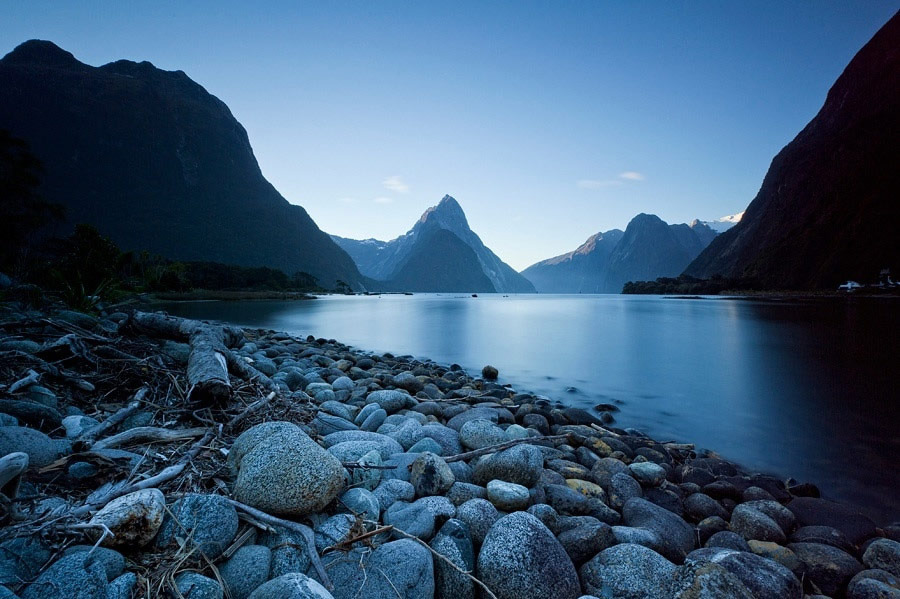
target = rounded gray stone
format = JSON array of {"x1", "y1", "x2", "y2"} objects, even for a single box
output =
[
  {"x1": 247, "y1": 573, "x2": 334, "y2": 599},
  {"x1": 175, "y1": 573, "x2": 222, "y2": 599},
  {"x1": 409, "y1": 452, "x2": 455, "y2": 497},
  {"x1": 156, "y1": 493, "x2": 238, "y2": 559},
  {"x1": 477, "y1": 511, "x2": 580, "y2": 599},
  {"x1": 457, "y1": 498, "x2": 500, "y2": 547},
  {"x1": 220, "y1": 545, "x2": 272, "y2": 599},
  {"x1": 459, "y1": 419, "x2": 507, "y2": 450},
  {"x1": 21, "y1": 553, "x2": 107, "y2": 599},
  {"x1": 322, "y1": 539, "x2": 433, "y2": 599},
  {"x1": 471, "y1": 443, "x2": 543, "y2": 487},
  {"x1": 579, "y1": 543, "x2": 676, "y2": 599},
  {"x1": 486, "y1": 480, "x2": 530, "y2": 511},
  {"x1": 232, "y1": 422, "x2": 345, "y2": 516}
]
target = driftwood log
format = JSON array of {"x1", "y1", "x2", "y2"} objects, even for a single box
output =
[{"x1": 123, "y1": 311, "x2": 275, "y2": 403}]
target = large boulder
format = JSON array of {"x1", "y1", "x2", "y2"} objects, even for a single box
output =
[
  {"x1": 231, "y1": 422, "x2": 345, "y2": 516},
  {"x1": 786, "y1": 497, "x2": 876, "y2": 546},
  {"x1": 477, "y1": 512, "x2": 580, "y2": 599},
  {"x1": 471, "y1": 444, "x2": 543, "y2": 487},
  {"x1": 863, "y1": 538, "x2": 900, "y2": 577},
  {"x1": 788, "y1": 542, "x2": 864, "y2": 596}
]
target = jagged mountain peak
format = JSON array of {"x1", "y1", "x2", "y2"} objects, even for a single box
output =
[{"x1": 418, "y1": 194, "x2": 469, "y2": 229}]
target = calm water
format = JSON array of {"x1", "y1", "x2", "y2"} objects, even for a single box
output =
[{"x1": 161, "y1": 294, "x2": 900, "y2": 523}]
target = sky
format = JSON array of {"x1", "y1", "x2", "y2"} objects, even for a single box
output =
[{"x1": 3, "y1": 2, "x2": 897, "y2": 270}]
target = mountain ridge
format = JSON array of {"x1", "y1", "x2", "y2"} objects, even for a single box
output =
[
  {"x1": 0, "y1": 40, "x2": 364, "y2": 289},
  {"x1": 685, "y1": 12, "x2": 900, "y2": 288}
]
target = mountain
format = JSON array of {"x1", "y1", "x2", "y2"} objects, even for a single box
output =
[
  {"x1": 0, "y1": 40, "x2": 363, "y2": 289},
  {"x1": 602, "y1": 215, "x2": 716, "y2": 293},
  {"x1": 520, "y1": 229, "x2": 623, "y2": 293},
  {"x1": 521, "y1": 215, "x2": 716, "y2": 293},
  {"x1": 686, "y1": 12, "x2": 900, "y2": 288},
  {"x1": 700, "y1": 212, "x2": 744, "y2": 234},
  {"x1": 386, "y1": 228, "x2": 495, "y2": 293},
  {"x1": 332, "y1": 195, "x2": 535, "y2": 293}
]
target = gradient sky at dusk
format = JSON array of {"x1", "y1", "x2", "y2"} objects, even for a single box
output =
[{"x1": 3, "y1": 1, "x2": 897, "y2": 269}]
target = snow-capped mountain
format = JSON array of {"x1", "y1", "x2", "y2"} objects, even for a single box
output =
[{"x1": 701, "y1": 212, "x2": 745, "y2": 233}]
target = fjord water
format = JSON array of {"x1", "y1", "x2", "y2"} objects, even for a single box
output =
[{"x1": 162, "y1": 294, "x2": 899, "y2": 522}]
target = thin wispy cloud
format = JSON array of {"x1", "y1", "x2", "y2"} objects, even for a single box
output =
[
  {"x1": 373, "y1": 196, "x2": 394, "y2": 204},
  {"x1": 382, "y1": 175, "x2": 410, "y2": 193},
  {"x1": 619, "y1": 171, "x2": 645, "y2": 181},
  {"x1": 577, "y1": 179, "x2": 623, "y2": 189}
]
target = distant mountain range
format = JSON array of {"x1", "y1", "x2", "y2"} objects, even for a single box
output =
[
  {"x1": 521, "y1": 215, "x2": 717, "y2": 293},
  {"x1": 686, "y1": 12, "x2": 900, "y2": 288},
  {"x1": 698, "y1": 212, "x2": 744, "y2": 234},
  {"x1": 0, "y1": 40, "x2": 363, "y2": 289},
  {"x1": 333, "y1": 195, "x2": 535, "y2": 293}
]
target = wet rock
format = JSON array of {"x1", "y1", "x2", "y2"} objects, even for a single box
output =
[
  {"x1": 579, "y1": 543, "x2": 676, "y2": 599},
  {"x1": 430, "y1": 519, "x2": 475, "y2": 599},
  {"x1": 477, "y1": 512, "x2": 580, "y2": 599},
  {"x1": 544, "y1": 484, "x2": 620, "y2": 524},
  {"x1": 409, "y1": 452, "x2": 454, "y2": 497},
  {"x1": 685, "y1": 547, "x2": 801, "y2": 599},
  {"x1": 697, "y1": 516, "x2": 728, "y2": 544},
  {"x1": 232, "y1": 422, "x2": 345, "y2": 516},
  {"x1": 220, "y1": 545, "x2": 272, "y2": 599},
  {"x1": 88, "y1": 488, "x2": 165, "y2": 547},
  {"x1": 486, "y1": 480, "x2": 530, "y2": 511},
  {"x1": 323, "y1": 539, "x2": 433, "y2": 599},
  {"x1": 786, "y1": 497, "x2": 877, "y2": 546},
  {"x1": 156, "y1": 493, "x2": 238, "y2": 559},
  {"x1": 482, "y1": 365, "x2": 499, "y2": 380},
  {"x1": 622, "y1": 497, "x2": 695, "y2": 563},
  {"x1": 788, "y1": 541, "x2": 864, "y2": 596},
  {"x1": 864, "y1": 538, "x2": 900, "y2": 577},
  {"x1": 747, "y1": 540, "x2": 803, "y2": 577}
]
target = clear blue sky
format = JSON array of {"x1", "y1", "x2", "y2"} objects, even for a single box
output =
[{"x1": 3, "y1": 2, "x2": 897, "y2": 270}]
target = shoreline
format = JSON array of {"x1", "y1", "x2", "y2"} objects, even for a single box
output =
[{"x1": 1, "y1": 302, "x2": 897, "y2": 598}]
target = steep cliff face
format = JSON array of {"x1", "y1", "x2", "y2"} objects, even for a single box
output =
[
  {"x1": 0, "y1": 40, "x2": 363, "y2": 289},
  {"x1": 686, "y1": 12, "x2": 900, "y2": 288},
  {"x1": 333, "y1": 195, "x2": 535, "y2": 293}
]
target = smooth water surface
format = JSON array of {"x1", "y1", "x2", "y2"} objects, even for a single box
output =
[{"x1": 161, "y1": 294, "x2": 900, "y2": 522}]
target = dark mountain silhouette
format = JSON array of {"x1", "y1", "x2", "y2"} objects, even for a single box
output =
[
  {"x1": 686, "y1": 12, "x2": 900, "y2": 288},
  {"x1": 521, "y1": 215, "x2": 716, "y2": 293},
  {"x1": 0, "y1": 40, "x2": 363, "y2": 289},
  {"x1": 333, "y1": 195, "x2": 535, "y2": 293},
  {"x1": 520, "y1": 230, "x2": 623, "y2": 293}
]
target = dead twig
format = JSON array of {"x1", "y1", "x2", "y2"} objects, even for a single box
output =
[
  {"x1": 90, "y1": 426, "x2": 208, "y2": 451},
  {"x1": 223, "y1": 498, "x2": 332, "y2": 591}
]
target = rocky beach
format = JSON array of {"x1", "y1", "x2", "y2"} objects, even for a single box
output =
[{"x1": 0, "y1": 296, "x2": 898, "y2": 599}]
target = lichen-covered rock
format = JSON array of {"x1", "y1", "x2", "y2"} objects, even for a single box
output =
[
  {"x1": 622, "y1": 498, "x2": 695, "y2": 562},
  {"x1": 685, "y1": 547, "x2": 802, "y2": 599},
  {"x1": 864, "y1": 538, "x2": 900, "y2": 577},
  {"x1": 232, "y1": 422, "x2": 345, "y2": 516},
  {"x1": 670, "y1": 560, "x2": 755, "y2": 599},
  {"x1": 471, "y1": 444, "x2": 543, "y2": 487},
  {"x1": 788, "y1": 541, "x2": 864, "y2": 596},
  {"x1": 409, "y1": 452, "x2": 454, "y2": 497},
  {"x1": 430, "y1": 519, "x2": 475, "y2": 599},
  {"x1": 88, "y1": 488, "x2": 165, "y2": 547},
  {"x1": 477, "y1": 512, "x2": 580, "y2": 599}
]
